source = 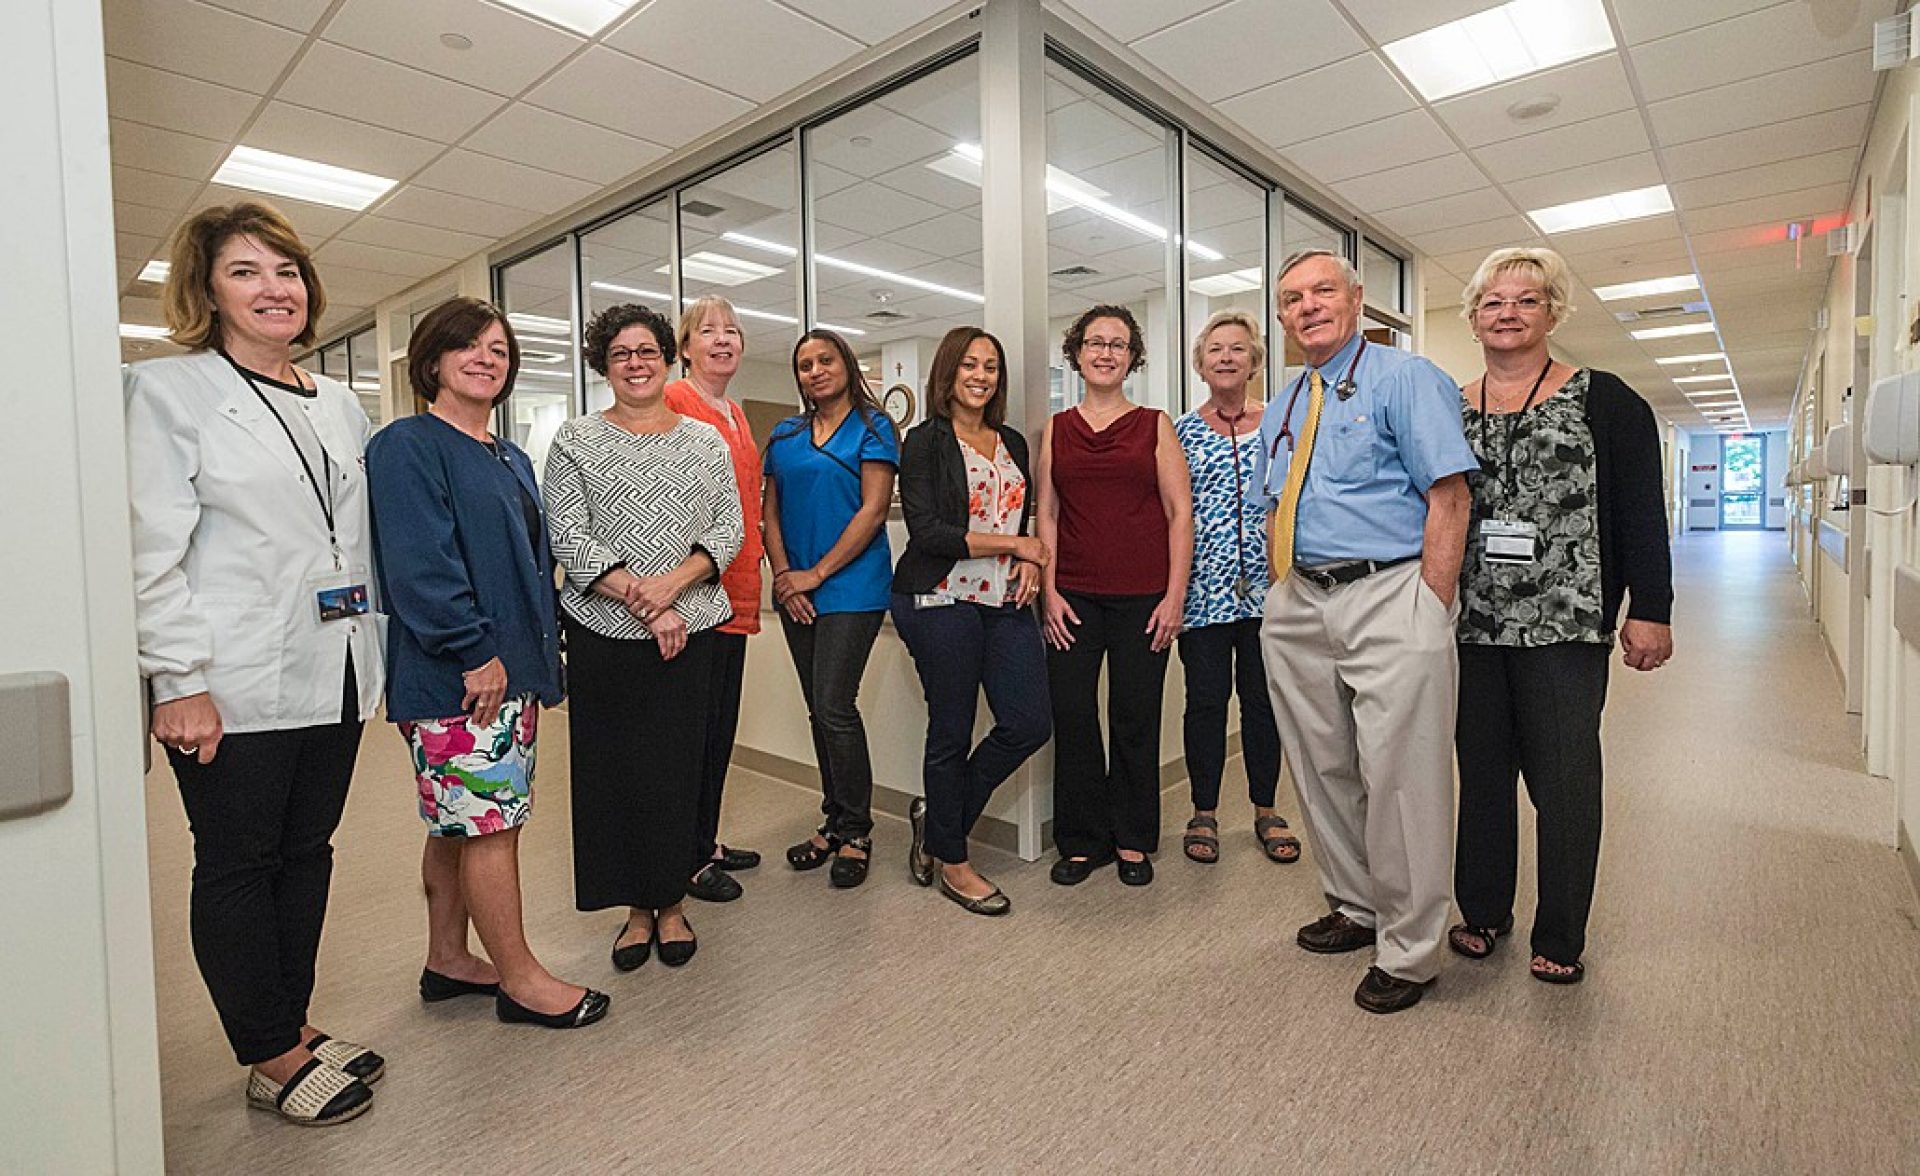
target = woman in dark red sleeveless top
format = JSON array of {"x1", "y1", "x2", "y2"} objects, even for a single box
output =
[{"x1": 1036, "y1": 305, "x2": 1193, "y2": 888}]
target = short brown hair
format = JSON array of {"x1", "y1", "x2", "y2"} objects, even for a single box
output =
[
  {"x1": 1061, "y1": 304, "x2": 1146, "y2": 377},
  {"x1": 163, "y1": 202, "x2": 326, "y2": 350},
  {"x1": 925, "y1": 327, "x2": 1008, "y2": 428},
  {"x1": 408, "y1": 297, "x2": 520, "y2": 406}
]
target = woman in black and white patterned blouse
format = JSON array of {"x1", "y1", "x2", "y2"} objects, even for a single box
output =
[{"x1": 545, "y1": 303, "x2": 744, "y2": 973}]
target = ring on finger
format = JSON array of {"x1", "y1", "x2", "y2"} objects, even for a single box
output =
[{"x1": 178, "y1": 744, "x2": 198, "y2": 754}]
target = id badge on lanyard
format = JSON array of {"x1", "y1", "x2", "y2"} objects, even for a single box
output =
[
  {"x1": 1479, "y1": 517, "x2": 1538, "y2": 565},
  {"x1": 309, "y1": 568, "x2": 373, "y2": 625}
]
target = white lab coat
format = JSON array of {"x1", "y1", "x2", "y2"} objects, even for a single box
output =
[{"x1": 126, "y1": 350, "x2": 386, "y2": 734}]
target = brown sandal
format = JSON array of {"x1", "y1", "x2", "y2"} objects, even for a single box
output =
[
  {"x1": 1254, "y1": 815, "x2": 1301, "y2": 863},
  {"x1": 1182, "y1": 815, "x2": 1220, "y2": 864}
]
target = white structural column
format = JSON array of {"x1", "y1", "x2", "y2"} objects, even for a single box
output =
[
  {"x1": 980, "y1": 0, "x2": 1053, "y2": 859},
  {"x1": 0, "y1": 1, "x2": 164, "y2": 1171}
]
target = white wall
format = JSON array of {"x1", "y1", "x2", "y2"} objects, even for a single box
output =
[{"x1": 0, "y1": 1, "x2": 164, "y2": 1170}]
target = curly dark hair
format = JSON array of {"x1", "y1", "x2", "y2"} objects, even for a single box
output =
[
  {"x1": 1061, "y1": 304, "x2": 1146, "y2": 377},
  {"x1": 583, "y1": 302, "x2": 675, "y2": 376}
]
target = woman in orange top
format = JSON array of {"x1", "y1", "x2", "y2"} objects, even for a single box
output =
[{"x1": 662, "y1": 295, "x2": 765, "y2": 902}]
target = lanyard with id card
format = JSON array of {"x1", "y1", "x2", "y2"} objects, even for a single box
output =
[{"x1": 1475, "y1": 356, "x2": 1552, "y2": 568}]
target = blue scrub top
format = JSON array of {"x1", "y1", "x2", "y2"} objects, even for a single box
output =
[
  {"x1": 763, "y1": 408, "x2": 900, "y2": 614},
  {"x1": 1250, "y1": 334, "x2": 1478, "y2": 566}
]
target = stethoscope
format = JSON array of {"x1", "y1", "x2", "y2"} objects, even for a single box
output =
[{"x1": 1269, "y1": 338, "x2": 1367, "y2": 460}]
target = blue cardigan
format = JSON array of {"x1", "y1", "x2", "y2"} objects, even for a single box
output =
[{"x1": 366, "y1": 413, "x2": 564, "y2": 723}]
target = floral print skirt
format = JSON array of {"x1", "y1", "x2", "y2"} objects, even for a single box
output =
[{"x1": 399, "y1": 694, "x2": 538, "y2": 837}]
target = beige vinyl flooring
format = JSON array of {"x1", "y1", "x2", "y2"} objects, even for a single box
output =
[{"x1": 147, "y1": 531, "x2": 1920, "y2": 1174}]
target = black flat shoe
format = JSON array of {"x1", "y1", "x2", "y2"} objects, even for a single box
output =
[
  {"x1": 496, "y1": 987, "x2": 611, "y2": 1029},
  {"x1": 1049, "y1": 851, "x2": 1114, "y2": 886},
  {"x1": 687, "y1": 863, "x2": 743, "y2": 903},
  {"x1": 1116, "y1": 855, "x2": 1154, "y2": 886},
  {"x1": 828, "y1": 838, "x2": 873, "y2": 889},
  {"x1": 419, "y1": 968, "x2": 498, "y2": 1003},
  {"x1": 611, "y1": 922, "x2": 651, "y2": 972},
  {"x1": 713, "y1": 844, "x2": 761, "y2": 871},
  {"x1": 787, "y1": 829, "x2": 841, "y2": 871},
  {"x1": 655, "y1": 922, "x2": 698, "y2": 968},
  {"x1": 908, "y1": 797, "x2": 934, "y2": 887}
]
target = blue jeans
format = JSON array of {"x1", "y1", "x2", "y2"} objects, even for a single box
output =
[{"x1": 890, "y1": 596, "x2": 1052, "y2": 863}]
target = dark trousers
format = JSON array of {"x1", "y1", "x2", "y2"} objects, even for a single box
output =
[
  {"x1": 891, "y1": 596, "x2": 1052, "y2": 863},
  {"x1": 1454, "y1": 641, "x2": 1611, "y2": 965},
  {"x1": 779, "y1": 609, "x2": 885, "y2": 842},
  {"x1": 690, "y1": 630, "x2": 748, "y2": 871},
  {"x1": 167, "y1": 657, "x2": 362, "y2": 1066},
  {"x1": 566, "y1": 619, "x2": 714, "y2": 911},
  {"x1": 1177, "y1": 617, "x2": 1280, "y2": 811},
  {"x1": 1047, "y1": 591, "x2": 1170, "y2": 858}
]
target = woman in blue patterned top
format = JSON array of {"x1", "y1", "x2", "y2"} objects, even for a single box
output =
[{"x1": 1173, "y1": 310, "x2": 1298, "y2": 866}]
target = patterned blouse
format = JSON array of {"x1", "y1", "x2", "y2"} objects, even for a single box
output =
[
  {"x1": 934, "y1": 438, "x2": 1027, "y2": 606},
  {"x1": 543, "y1": 414, "x2": 745, "y2": 642},
  {"x1": 1459, "y1": 368, "x2": 1608, "y2": 647},
  {"x1": 1176, "y1": 410, "x2": 1270, "y2": 629}
]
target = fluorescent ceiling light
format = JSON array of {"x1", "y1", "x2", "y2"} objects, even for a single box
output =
[
  {"x1": 1630, "y1": 321, "x2": 1716, "y2": 341},
  {"x1": 120, "y1": 323, "x2": 169, "y2": 340},
  {"x1": 212, "y1": 145, "x2": 396, "y2": 212},
  {"x1": 138, "y1": 260, "x2": 170, "y2": 284},
  {"x1": 1382, "y1": 0, "x2": 1615, "y2": 102},
  {"x1": 664, "y1": 251, "x2": 784, "y2": 287},
  {"x1": 1674, "y1": 375, "x2": 1735, "y2": 385},
  {"x1": 1190, "y1": 268, "x2": 1264, "y2": 298},
  {"x1": 522, "y1": 350, "x2": 568, "y2": 365},
  {"x1": 1690, "y1": 397, "x2": 1743, "y2": 406},
  {"x1": 1655, "y1": 352, "x2": 1726, "y2": 366},
  {"x1": 1528, "y1": 185, "x2": 1673, "y2": 235},
  {"x1": 721, "y1": 233, "x2": 985, "y2": 305},
  {"x1": 589, "y1": 280, "x2": 865, "y2": 336},
  {"x1": 487, "y1": 0, "x2": 643, "y2": 36},
  {"x1": 938, "y1": 144, "x2": 1224, "y2": 262},
  {"x1": 1592, "y1": 274, "x2": 1699, "y2": 301},
  {"x1": 507, "y1": 312, "x2": 572, "y2": 336}
]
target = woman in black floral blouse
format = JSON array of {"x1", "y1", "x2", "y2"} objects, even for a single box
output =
[{"x1": 1448, "y1": 247, "x2": 1673, "y2": 986}]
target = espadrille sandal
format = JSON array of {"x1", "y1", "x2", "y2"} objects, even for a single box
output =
[
  {"x1": 304, "y1": 1032, "x2": 385, "y2": 1084},
  {"x1": 246, "y1": 1057, "x2": 373, "y2": 1127}
]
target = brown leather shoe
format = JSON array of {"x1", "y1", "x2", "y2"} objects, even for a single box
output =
[
  {"x1": 1354, "y1": 966, "x2": 1430, "y2": 1014},
  {"x1": 1296, "y1": 911, "x2": 1377, "y2": 954}
]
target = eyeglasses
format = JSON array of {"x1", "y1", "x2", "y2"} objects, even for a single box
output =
[
  {"x1": 606, "y1": 345, "x2": 664, "y2": 365},
  {"x1": 1082, "y1": 337, "x2": 1131, "y2": 353},
  {"x1": 1475, "y1": 296, "x2": 1548, "y2": 316}
]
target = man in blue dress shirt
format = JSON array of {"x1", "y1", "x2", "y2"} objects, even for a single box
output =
[{"x1": 1251, "y1": 249, "x2": 1477, "y2": 1014}]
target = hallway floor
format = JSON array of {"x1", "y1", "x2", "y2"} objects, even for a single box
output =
[{"x1": 146, "y1": 531, "x2": 1920, "y2": 1174}]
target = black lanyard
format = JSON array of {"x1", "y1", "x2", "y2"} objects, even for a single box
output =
[
  {"x1": 1270, "y1": 339, "x2": 1368, "y2": 460},
  {"x1": 1213, "y1": 405, "x2": 1253, "y2": 593},
  {"x1": 222, "y1": 352, "x2": 340, "y2": 567},
  {"x1": 1476, "y1": 356, "x2": 1553, "y2": 505}
]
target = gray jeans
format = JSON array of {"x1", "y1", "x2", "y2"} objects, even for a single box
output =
[{"x1": 779, "y1": 609, "x2": 885, "y2": 841}]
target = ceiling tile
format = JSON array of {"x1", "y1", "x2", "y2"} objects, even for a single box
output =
[
  {"x1": 1218, "y1": 53, "x2": 1417, "y2": 148},
  {"x1": 1647, "y1": 51, "x2": 1876, "y2": 145},
  {"x1": 1672, "y1": 148, "x2": 1860, "y2": 210},
  {"x1": 332, "y1": 216, "x2": 493, "y2": 262},
  {"x1": 466, "y1": 105, "x2": 666, "y2": 186},
  {"x1": 1133, "y1": 0, "x2": 1364, "y2": 103},
  {"x1": 372, "y1": 185, "x2": 541, "y2": 239},
  {"x1": 606, "y1": 0, "x2": 862, "y2": 103},
  {"x1": 1433, "y1": 53, "x2": 1635, "y2": 147},
  {"x1": 116, "y1": 231, "x2": 162, "y2": 264},
  {"x1": 412, "y1": 150, "x2": 598, "y2": 215},
  {"x1": 526, "y1": 46, "x2": 753, "y2": 146},
  {"x1": 1377, "y1": 188, "x2": 1513, "y2": 237},
  {"x1": 1408, "y1": 214, "x2": 1537, "y2": 259},
  {"x1": 1660, "y1": 105, "x2": 1873, "y2": 180},
  {"x1": 1337, "y1": 0, "x2": 1497, "y2": 45},
  {"x1": 1682, "y1": 183, "x2": 1852, "y2": 234},
  {"x1": 104, "y1": 0, "x2": 305, "y2": 94},
  {"x1": 1503, "y1": 152, "x2": 1664, "y2": 211},
  {"x1": 313, "y1": 263, "x2": 417, "y2": 308},
  {"x1": 277, "y1": 41, "x2": 505, "y2": 143},
  {"x1": 112, "y1": 166, "x2": 202, "y2": 212},
  {"x1": 1469, "y1": 110, "x2": 1650, "y2": 183},
  {"x1": 1616, "y1": 0, "x2": 1859, "y2": 46},
  {"x1": 245, "y1": 102, "x2": 442, "y2": 180},
  {"x1": 777, "y1": 0, "x2": 963, "y2": 46},
  {"x1": 322, "y1": 0, "x2": 585, "y2": 96},
  {"x1": 109, "y1": 119, "x2": 228, "y2": 180},
  {"x1": 1049, "y1": 0, "x2": 1225, "y2": 43},
  {"x1": 114, "y1": 200, "x2": 179, "y2": 239},
  {"x1": 196, "y1": 0, "x2": 332, "y2": 31},
  {"x1": 1629, "y1": 1, "x2": 1877, "y2": 103},
  {"x1": 1542, "y1": 211, "x2": 1684, "y2": 252},
  {"x1": 199, "y1": 183, "x2": 356, "y2": 238},
  {"x1": 1282, "y1": 109, "x2": 1455, "y2": 184},
  {"x1": 314, "y1": 239, "x2": 454, "y2": 281},
  {"x1": 105, "y1": 58, "x2": 258, "y2": 141},
  {"x1": 1333, "y1": 152, "x2": 1487, "y2": 212}
]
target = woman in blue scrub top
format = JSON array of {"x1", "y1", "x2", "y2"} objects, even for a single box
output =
[{"x1": 762, "y1": 329, "x2": 900, "y2": 889}]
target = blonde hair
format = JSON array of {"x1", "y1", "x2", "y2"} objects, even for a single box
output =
[
  {"x1": 1460, "y1": 247, "x2": 1573, "y2": 325},
  {"x1": 162, "y1": 202, "x2": 325, "y2": 351},
  {"x1": 676, "y1": 294, "x2": 744, "y2": 370},
  {"x1": 1189, "y1": 309, "x2": 1267, "y2": 382}
]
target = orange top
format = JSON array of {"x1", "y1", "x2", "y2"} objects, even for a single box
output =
[{"x1": 665, "y1": 378, "x2": 763, "y2": 635}]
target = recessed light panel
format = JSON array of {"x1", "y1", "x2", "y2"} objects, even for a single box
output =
[
  {"x1": 1382, "y1": 0, "x2": 1615, "y2": 102},
  {"x1": 138, "y1": 260, "x2": 171, "y2": 284},
  {"x1": 120, "y1": 323, "x2": 169, "y2": 340},
  {"x1": 1528, "y1": 185, "x2": 1673, "y2": 235},
  {"x1": 1629, "y1": 322, "x2": 1716, "y2": 341},
  {"x1": 1674, "y1": 375, "x2": 1735, "y2": 385},
  {"x1": 212, "y1": 145, "x2": 396, "y2": 211},
  {"x1": 1592, "y1": 274, "x2": 1699, "y2": 301},
  {"x1": 487, "y1": 0, "x2": 642, "y2": 36},
  {"x1": 1190, "y1": 268, "x2": 1264, "y2": 298},
  {"x1": 1654, "y1": 352, "x2": 1727, "y2": 366}
]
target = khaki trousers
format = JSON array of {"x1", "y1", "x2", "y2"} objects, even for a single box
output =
[{"x1": 1261, "y1": 559, "x2": 1458, "y2": 982}]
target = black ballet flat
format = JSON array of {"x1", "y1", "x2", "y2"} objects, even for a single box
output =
[
  {"x1": 611, "y1": 921, "x2": 652, "y2": 972},
  {"x1": 495, "y1": 987, "x2": 610, "y2": 1030},
  {"x1": 655, "y1": 922, "x2": 698, "y2": 968},
  {"x1": 419, "y1": 968, "x2": 499, "y2": 1003}
]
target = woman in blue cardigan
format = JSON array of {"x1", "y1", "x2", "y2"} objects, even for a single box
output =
[{"x1": 366, "y1": 298, "x2": 608, "y2": 1031}]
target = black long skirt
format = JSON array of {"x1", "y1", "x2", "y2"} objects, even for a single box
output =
[{"x1": 565, "y1": 618, "x2": 715, "y2": 912}]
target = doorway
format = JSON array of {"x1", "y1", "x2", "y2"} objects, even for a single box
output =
[{"x1": 1719, "y1": 433, "x2": 1765, "y2": 529}]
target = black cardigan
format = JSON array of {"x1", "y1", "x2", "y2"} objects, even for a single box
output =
[
  {"x1": 1583, "y1": 370, "x2": 1674, "y2": 629},
  {"x1": 891, "y1": 415, "x2": 1036, "y2": 595}
]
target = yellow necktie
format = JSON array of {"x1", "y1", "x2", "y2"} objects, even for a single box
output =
[{"x1": 1269, "y1": 369, "x2": 1324, "y2": 582}]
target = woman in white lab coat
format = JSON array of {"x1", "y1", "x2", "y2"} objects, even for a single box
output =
[{"x1": 125, "y1": 203, "x2": 387, "y2": 1127}]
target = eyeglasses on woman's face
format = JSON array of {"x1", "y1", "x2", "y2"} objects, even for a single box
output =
[
  {"x1": 1081, "y1": 336, "x2": 1131, "y2": 354},
  {"x1": 1475, "y1": 295, "x2": 1548, "y2": 317},
  {"x1": 606, "y1": 344, "x2": 664, "y2": 366}
]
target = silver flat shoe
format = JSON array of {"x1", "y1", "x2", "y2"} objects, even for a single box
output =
[{"x1": 937, "y1": 871, "x2": 1011, "y2": 917}]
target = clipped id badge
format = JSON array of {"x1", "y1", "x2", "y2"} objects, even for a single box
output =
[
  {"x1": 1480, "y1": 518, "x2": 1538, "y2": 565},
  {"x1": 309, "y1": 567, "x2": 372, "y2": 625}
]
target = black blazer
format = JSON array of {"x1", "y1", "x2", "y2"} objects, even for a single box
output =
[
  {"x1": 1584, "y1": 370, "x2": 1674, "y2": 629},
  {"x1": 891, "y1": 415, "x2": 1035, "y2": 595}
]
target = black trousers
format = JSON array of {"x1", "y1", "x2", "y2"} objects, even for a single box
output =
[
  {"x1": 690, "y1": 630, "x2": 748, "y2": 871},
  {"x1": 1176, "y1": 617, "x2": 1281, "y2": 811},
  {"x1": 566, "y1": 619, "x2": 714, "y2": 911},
  {"x1": 1454, "y1": 641, "x2": 1611, "y2": 965},
  {"x1": 891, "y1": 596, "x2": 1052, "y2": 863},
  {"x1": 778, "y1": 610, "x2": 884, "y2": 842},
  {"x1": 1047, "y1": 591, "x2": 1170, "y2": 858},
  {"x1": 167, "y1": 657, "x2": 362, "y2": 1066}
]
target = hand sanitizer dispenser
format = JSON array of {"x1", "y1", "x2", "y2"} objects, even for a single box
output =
[{"x1": 1864, "y1": 370, "x2": 1920, "y2": 465}]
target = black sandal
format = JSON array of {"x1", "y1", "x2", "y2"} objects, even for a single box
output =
[
  {"x1": 1182, "y1": 815, "x2": 1221, "y2": 864},
  {"x1": 785, "y1": 828, "x2": 841, "y2": 871},
  {"x1": 1447, "y1": 915, "x2": 1515, "y2": 960},
  {"x1": 828, "y1": 837, "x2": 873, "y2": 889},
  {"x1": 1254, "y1": 815, "x2": 1301, "y2": 864},
  {"x1": 1530, "y1": 956, "x2": 1585, "y2": 985}
]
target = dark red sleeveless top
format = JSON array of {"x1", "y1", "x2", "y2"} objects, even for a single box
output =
[{"x1": 1051, "y1": 406, "x2": 1169, "y2": 596}]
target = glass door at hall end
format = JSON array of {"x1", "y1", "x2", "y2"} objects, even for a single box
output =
[{"x1": 1719, "y1": 433, "x2": 1765, "y2": 529}]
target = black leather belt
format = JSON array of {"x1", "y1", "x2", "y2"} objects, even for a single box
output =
[{"x1": 1294, "y1": 555, "x2": 1418, "y2": 590}]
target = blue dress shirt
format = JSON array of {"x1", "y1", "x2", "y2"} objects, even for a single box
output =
[{"x1": 1250, "y1": 334, "x2": 1478, "y2": 566}]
